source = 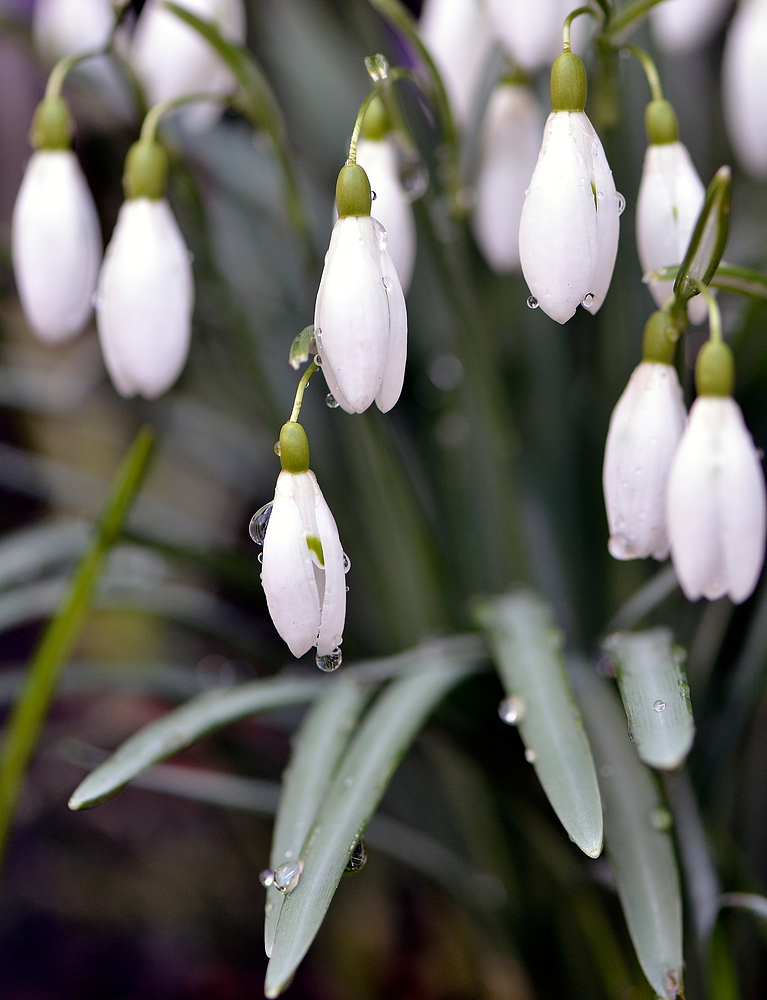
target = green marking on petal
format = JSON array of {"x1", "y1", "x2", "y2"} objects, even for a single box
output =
[
  {"x1": 306, "y1": 536, "x2": 324, "y2": 567},
  {"x1": 591, "y1": 181, "x2": 598, "y2": 213}
]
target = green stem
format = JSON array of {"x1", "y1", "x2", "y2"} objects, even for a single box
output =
[
  {"x1": 140, "y1": 92, "x2": 231, "y2": 143},
  {"x1": 0, "y1": 427, "x2": 154, "y2": 872},
  {"x1": 622, "y1": 44, "x2": 663, "y2": 100},
  {"x1": 290, "y1": 361, "x2": 318, "y2": 423},
  {"x1": 606, "y1": 0, "x2": 666, "y2": 40},
  {"x1": 45, "y1": 47, "x2": 109, "y2": 100},
  {"x1": 348, "y1": 88, "x2": 382, "y2": 164},
  {"x1": 693, "y1": 282, "x2": 723, "y2": 342},
  {"x1": 564, "y1": 6, "x2": 597, "y2": 52}
]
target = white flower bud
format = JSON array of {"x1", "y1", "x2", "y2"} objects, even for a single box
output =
[
  {"x1": 314, "y1": 215, "x2": 407, "y2": 414},
  {"x1": 96, "y1": 198, "x2": 194, "y2": 399},
  {"x1": 472, "y1": 83, "x2": 544, "y2": 273},
  {"x1": 650, "y1": 0, "x2": 733, "y2": 54},
  {"x1": 355, "y1": 137, "x2": 416, "y2": 292},
  {"x1": 603, "y1": 362, "x2": 687, "y2": 561},
  {"x1": 636, "y1": 141, "x2": 708, "y2": 324},
  {"x1": 33, "y1": 0, "x2": 114, "y2": 63},
  {"x1": 12, "y1": 150, "x2": 102, "y2": 344},
  {"x1": 722, "y1": 0, "x2": 767, "y2": 180},
  {"x1": 667, "y1": 395, "x2": 766, "y2": 603},
  {"x1": 419, "y1": 0, "x2": 493, "y2": 127},
  {"x1": 519, "y1": 110, "x2": 620, "y2": 324},
  {"x1": 261, "y1": 470, "x2": 346, "y2": 660}
]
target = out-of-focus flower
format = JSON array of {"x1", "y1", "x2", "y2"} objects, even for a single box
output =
[
  {"x1": 651, "y1": 0, "x2": 733, "y2": 54},
  {"x1": 419, "y1": 0, "x2": 493, "y2": 126},
  {"x1": 722, "y1": 0, "x2": 767, "y2": 180},
  {"x1": 519, "y1": 53, "x2": 620, "y2": 324},
  {"x1": 96, "y1": 139, "x2": 194, "y2": 398},
  {"x1": 12, "y1": 96, "x2": 102, "y2": 344},
  {"x1": 33, "y1": 0, "x2": 114, "y2": 63},
  {"x1": 315, "y1": 163, "x2": 407, "y2": 414},
  {"x1": 472, "y1": 82, "x2": 543, "y2": 273}
]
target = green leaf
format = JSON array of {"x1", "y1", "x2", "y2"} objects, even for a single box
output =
[
  {"x1": 648, "y1": 262, "x2": 767, "y2": 301},
  {"x1": 265, "y1": 679, "x2": 369, "y2": 957},
  {"x1": 289, "y1": 326, "x2": 315, "y2": 371},
  {"x1": 673, "y1": 166, "x2": 731, "y2": 306},
  {"x1": 570, "y1": 659, "x2": 683, "y2": 1000},
  {"x1": 68, "y1": 676, "x2": 323, "y2": 810},
  {"x1": 474, "y1": 591, "x2": 603, "y2": 859},
  {"x1": 605, "y1": 628, "x2": 695, "y2": 771},
  {"x1": 264, "y1": 655, "x2": 471, "y2": 997}
]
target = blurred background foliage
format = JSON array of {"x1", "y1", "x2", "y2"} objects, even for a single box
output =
[{"x1": 0, "y1": 0, "x2": 766, "y2": 997}]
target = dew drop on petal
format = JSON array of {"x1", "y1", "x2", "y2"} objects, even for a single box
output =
[
  {"x1": 273, "y1": 860, "x2": 303, "y2": 894},
  {"x1": 342, "y1": 552, "x2": 351, "y2": 573},
  {"x1": 527, "y1": 296, "x2": 539, "y2": 310},
  {"x1": 345, "y1": 839, "x2": 367, "y2": 873},
  {"x1": 326, "y1": 393, "x2": 340, "y2": 409},
  {"x1": 498, "y1": 695, "x2": 526, "y2": 725},
  {"x1": 249, "y1": 502, "x2": 272, "y2": 545},
  {"x1": 259, "y1": 868, "x2": 274, "y2": 887},
  {"x1": 653, "y1": 699, "x2": 666, "y2": 713},
  {"x1": 316, "y1": 646, "x2": 343, "y2": 672},
  {"x1": 616, "y1": 192, "x2": 626, "y2": 215},
  {"x1": 524, "y1": 748, "x2": 537, "y2": 763},
  {"x1": 274, "y1": 441, "x2": 281, "y2": 456},
  {"x1": 314, "y1": 354, "x2": 323, "y2": 367},
  {"x1": 650, "y1": 807, "x2": 673, "y2": 832},
  {"x1": 582, "y1": 292, "x2": 595, "y2": 308},
  {"x1": 371, "y1": 190, "x2": 377, "y2": 201}
]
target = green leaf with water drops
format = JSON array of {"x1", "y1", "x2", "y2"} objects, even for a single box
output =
[
  {"x1": 289, "y1": 326, "x2": 315, "y2": 371},
  {"x1": 474, "y1": 591, "x2": 603, "y2": 859},
  {"x1": 673, "y1": 166, "x2": 731, "y2": 307},
  {"x1": 264, "y1": 679, "x2": 369, "y2": 957},
  {"x1": 264, "y1": 654, "x2": 472, "y2": 998},
  {"x1": 68, "y1": 676, "x2": 324, "y2": 810},
  {"x1": 604, "y1": 628, "x2": 695, "y2": 771},
  {"x1": 570, "y1": 659, "x2": 683, "y2": 1000}
]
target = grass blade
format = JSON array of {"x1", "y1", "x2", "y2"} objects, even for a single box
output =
[
  {"x1": 673, "y1": 166, "x2": 731, "y2": 307},
  {"x1": 264, "y1": 654, "x2": 472, "y2": 998},
  {"x1": 474, "y1": 591, "x2": 603, "y2": 858},
  {"x1": 605, "y1": 628, "x2": 695, "y2": 771},
  {"x1": 571, "y1": 659, "x2": 684, "y2": 1000}
]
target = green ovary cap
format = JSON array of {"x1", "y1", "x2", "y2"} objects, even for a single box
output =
[
  {"x1": 645, "y1": 99, "x2": 678, "y2": 145},
  {"x1": 336, "y1": 163, "x2": 372, "y2": 217},
  {"x1": 31, "y1": 96, "x2": 72, "y2": 151},
  {"x1": 280, "y1": 421, "x2": 310, "y2": 474},
  {"x1": 550, "y1": 53, "x2": 587, "y2": 112},
  {"x1": 123, "y1": 139, "x2": 169, "y2": 200},
  {"x1": 361, "y1": 96, "x2": 390, "y2": 141},
  {"x1": 642, "y1": 311, "x2": 677, "y2": 365},
  {"x1": 695, "y1": 340, "x2": 735, "y2": 397}
]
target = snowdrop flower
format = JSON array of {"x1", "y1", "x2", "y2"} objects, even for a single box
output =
[
  {"x1": 419, "y1": 0, "x2": 493, "y2": 127},
  {"x1": 96, "y1": 139, "x2": 194, "y2": 398},
  {"x1": 603, "y1": 311, "x2": 687, "y2": 561},
  {"x1": 651, "y1": 0, "x2": 732, "y2": 54},
  {"x1": 636, "y1": 99, "x2": 708, "y2": 324},
  {"x1": 12, "y1": 96, "x2": 102, "y2": 344},
  {"x1": 519, "y1": 52, "x2": 620, "y2": 324},
  {"x1": 258, "y1": 421, "x2": 346, "y2": 667},
  {"x1": 472, "y1": 82, "x2": 544, "y2": 273},
  {"x1": 315, "y1": 162, "x2": 407, "y2": 414},
  {"x1": 33, "y1": 0, "x2": 114, "y2": 63},
  {"x1": 667, "y1": 339, "x2": 766, "y2": 603},
  {"x1": 722, "y1": 0, "x2": 767, "y2": 180}
]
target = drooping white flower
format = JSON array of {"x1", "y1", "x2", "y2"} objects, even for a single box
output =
[
  {"x1": 419, "y1": 0, "x2": 493, "y2": 127},
  {"x1": 472, "y1": 83, "x2": 544, "y2": 273},
  {"x1": 33, "y1": 0, "x2": 114, "y2": 63},
  {"x1": 603, "y1": 361, "x2": 687, "y2": 561},
  {"x1": 315, "y1": 163, "x2": 407, "y2": 414},
  {"x1": 722, "y1": 0, "x2": 767, "y2": 180},
  {"x1": 355, "y1": 137, "x2": 416, "y2": 292},
  {"x1": 651, "y1": 0, "x2": 733, "y2": 54}
]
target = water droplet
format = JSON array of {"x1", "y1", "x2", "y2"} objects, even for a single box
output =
[
  {"x1": 316, "y1": 646, "x2": 342, "y2": 672},
  {"x1": 524, "y1": 188, "x2": 530, "y2": 196},
  {"x1": 364, "y1": 53, "x2": 389, "y2": 82},
  {"x1": 616, "y1": 192, "x2": 626, "y2": 215},
  {"x1": 382, "y1": 276, "x2": 392, "y2": 290},
  {"x1": 343, "y1": 775, "x2": 354, "y2": 787},
  {"x1": 259, "y1": 868, "x2": 274, "y2": 887},
  {"x1": 582, "y1": 292, "x2": 595, "y2": 308},
  {"x1": 650, "y1": 806, "x2": 673, "y2": 832},
  {"x1": 284, "y1": 850, "x2": 293, "y2": 859},
  {"x1": 274, "y1": 441, "x2": 281, "y2": 456},
  {"x1": 524, "y1": 748, "x2": 537, "y2": 763},
  {"x1": 371, "y1": 190, "x2": 377, "y2": 201},
  {"x1": 249, "y1": 502, "x2": 273, "y2": 545},
  {"x1": 527, "y1": 296, "x2": 539, "y2": 310},
  {"x1": 258, "y1": 553, "x2": 264, "y2": 564},
  {"x1": 345, "y1": 839, "x2": 367, "y2": 873},
  {"x1": 498, "y1": 695, "x2": 526, "y2": 725},
  {"x1": 653, "y1": 699, "x2": 666, "y2": 713},
  {"x1": 273, "y1": 860, "x2": 303, "y2": 894},
  {"x1": 314, "y1": 354, "x2": 322, "y2": 367},
  {"x1": 342, "y1": 552, "x2": 351, "y2": 573},
  {"x1": 326, "y1": 393, "x2": 340, "y2": 408},
  {"x1": 398, "y1": 150, "x2": 429, "y2": 202}
]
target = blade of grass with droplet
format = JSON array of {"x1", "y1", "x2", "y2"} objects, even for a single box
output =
[
  {"x1": 68, "y1": 676, "x2": 324, "y2": 810},
  {"x1": 673, "y1": 166, "x2": 731, "y2": 306},
  {"x1": 474, "y1": 591, "x2": 603, "y2": 858},
  {"x1": 265, "y1": 679, "x2": 369, "y2": 957},
  {"x1": 264, "y1": 655, "x2": 471, "y2": 998},
  {"x1": 570, "y1": 659, "x2": 683, "y2": 1000},
  {"x1": 604, "y1": 628, "x2": 695, "y2": 771}
]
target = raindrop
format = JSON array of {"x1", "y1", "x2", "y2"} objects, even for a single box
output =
[
  {"x1": 653, "y1": 699, "x2": 666, "y2": 713},
  {"x1": 375, "y1": 227, "x2": 388, "y2": 253},
  {"x1": 527, "y1": 296, "x2": 539, "y2": 310},
  {"x1": 398, "y1": 151, "x2": 429, "y2": 202},
  {"x1": 616, "y1": 192, "x2": 626, "y2": 215},
  {"x1": 382, "y1": 276, "x2": 393, "y2": 290},
  {"x1": 345, "y1": 585, "x2": 349, "y2": 592},
  {"x1": 274, "y1": 441, "x2": 281, "y2": 456},
  {"x1": 345, "y1": 839, "x2": 367, "y2": 873},
  {"x1": 259, "y1": 868, "x2": 274, "y2": 888},
  {"x1": 326, "y1": 393, "x2": 340, "y2": 409},
  {"x1": 316, "y1": 646, "x2": 343, "y2": 672},
  {"x1": 650, "y1": 807, "x2": 673, "y2": 832},
  {"x1": 258, "y1": 553, "x2": 264, "y2": 564},
  {"x1": 342, "y1": 552, "x2": 351, "y2": 573},
  {"x1": 273, "y1": 860, "x2": 303, "y2": 894},
  {"x1": 284, "y1": 851, "x2": 293, "y2": 859},
  {"x1": 524, "y1": 748, "x2": 537, "y2": 763},
  {"x1": 314, "y1": 354, "x2": 323, "y2": 366},
  {"x1": 582, "y1": 292, "x2": 595, "y2": 308},
  {"x1": 249, "y1": 502, "x2": 273, "y2": 545},
  {"x1": 371, "y1": 190, "x2": 377, "y2": 201},
  {"x1": 364, "y1": 53, "x2": 389, "y2": 83},
  {"x1": 498, "y1": 695, "x2": 526, "y2": 726}
]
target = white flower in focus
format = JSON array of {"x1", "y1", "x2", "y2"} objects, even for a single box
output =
[
  {"x1": 651, "y1": 0, "x2": 732, "y2": 54},
  {"x1": 722, "y1": 0, "x2": 767, "y2": 180},
  {"x1": 472, "y1": 83, "x2": 543, "y2": 273},
  {"x1": 419, "y1": 0, "x2": 493, "y2": 126},
  {"x1": 33, "y1": 0, "x2": 114, "y2": 63},
  {"x1": 667, "y1": 395, "x2": 766, "y2": 602},
  {"x1": 636, "y1": 140, "x2": 708, "y2": 323},
  {"x1": 356, "y1": 137, "x2": 416, "y2": 291},
  {"x1": 603, "y1": 361, "x2": 687, "y2": 561}
]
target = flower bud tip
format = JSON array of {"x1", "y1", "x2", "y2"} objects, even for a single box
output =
[
  {"x1": 279, "y1": 421, "x2": 310, "y2": 473},
  {"x1": 550, "y1": 53, "x2": 587, "y2": 113},
  {"x1": 695, "y1": 340, "x2": 734, "y2": 397},
  {"x1": 336, "y1": 163, "x2": 372, "y2": 218}
]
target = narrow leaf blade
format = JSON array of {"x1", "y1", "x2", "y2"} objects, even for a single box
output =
[{"x1": 673, "y1": 166, "x2": 731, "y2": 305}]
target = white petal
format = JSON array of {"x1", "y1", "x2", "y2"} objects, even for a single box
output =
[
  {"x1": 261, "y1": 472, "x2": 321, "y2": 658},
  {"x1": 356, "y1": 138, "x2": 416, "y2": 292},
  {"x1": 96, "y1": 198, "x2": 194, "y2": 399},
  {"x1": 12, "y1": 151, "x2": 102, "y2": 345},
  {"x1": 585, "y1": 117, "x2": 620, "y2": 314},
  {"x1": 651, "y1": 0, "x2": 733, "y2": 54},
  {"x1": 723, "y1": 0, "x2": 767, "y2": 180},
  {"x1": 472, "y1": 84, "x2": 544, "y2": 273},
  {"x1": 314, "y1": 216, "x2": 390, "y2": 413},
  {"x1": 375, "y1": 221, "x2": 408, "y2": 413},
  {"x1": 603, "y1": 362, "x2": 687, "y2": 561},
  {"x1": 312, "y1": 477, "x2": 346, "y2": 657},
  {"x1": 33, "y1": 0, "x2": 113, "y2": 62}
]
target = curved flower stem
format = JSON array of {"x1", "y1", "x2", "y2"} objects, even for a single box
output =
[
  {"x1": 693, "y1": 282, "x2": 723, "y2": 343},
  {"x1": 140, "y1": 91, "x2": 233, "y2": 143},
  {"x1": 348, "y1": 87, "x2": 383, "y2": 164},
  {"x1": 45, "y1": 47, "x2": 110, "y2": 100},
  {"x1": 347, "y1": 68, "x2": 429, "y2": 164},
  {"x1": 563, "y1": 6, "x2": 599, "y2": 51},
  {"x1": 605, "y1": 0, "x2": 666, "y2": 41},
  {"x1": 621, "y1": 44, "x2": 663, "y2": 101},
  {"x1": 290, "y1": 361, "x2": 319, "y2": 423}
]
